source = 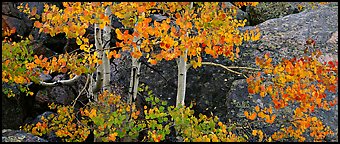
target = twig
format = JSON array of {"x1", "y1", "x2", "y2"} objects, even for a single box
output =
[
  {"x1": 200, "y1": 62, "x2": 245, "y2": 78},
  {"x1": 72, "y1": 74, "x2": 90, "y2": 107},
  {"x1": 227, "y1": 66, "x2": 261, "y2": 71}
]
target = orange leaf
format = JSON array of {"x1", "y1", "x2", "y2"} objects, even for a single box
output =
[
  {"x1": 329, "y1": 85, "x2": 337, "y2": 93},
  {"x1": 248, "y1": 87, "x2": 255, "y2": 94},
  {"x1": 30, "y1": 6, "x2": 37, "y2": 16},
  {"x1": 235, "y1": 47, "x2": 240, "y2": 58},
  {"x1": 108, "y1": 132, "x2": 118, "y2": 141},
  {"x1": 255, "y1": 105, "x2": 260, "y2": 112},
  {"x1": 148, "y1": 59, "x2": 157, "y2": 65},
  {"x1": 260, "y1": 91, "x2": 265, "y2": 97},
  {"x1": 61, "y1": 67, "x2": 68, "y2": 73},
  {"x1": 244, "y1": 111, "x2": 249, "y2": 117},
  {"x1": 265, "y1": 115, "x2": 276, "y2": 124},
  {"x1": 249, "y1": 112, "x2": 257, "y2": 120},
  {"x1": 34, "y1": 21, "x2": 43, "y2": 28},
  {"x1": 267, "y1": 106, "x2": 273, "y2": 114},
  {"x1": 89, "y1": 109, "x2": 97, "y2": 118}
]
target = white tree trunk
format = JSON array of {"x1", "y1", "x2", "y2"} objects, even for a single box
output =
[
  {"x1": 102, "y1": 6, "x2": 112, "y2": 92},
  {"x1": 176, "y1": 2, "x2": 193, "y2": 107},
  {"x1": 128, "y1": 31, "x2": 141, "y2": 103},
  {"x1": 92, "y1": 23, "x2": 104, "y2": 101},
  {"x1": 176, "y1": 50, "x2": 188, "y2": 107}
]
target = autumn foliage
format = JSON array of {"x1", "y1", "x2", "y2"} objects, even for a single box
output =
[
  {"x1": 245, "y1": 50, "x2": 337, "y2": 141},
  {"x1": 112, "y1": 2, "x2": 260, "y2": 67}
]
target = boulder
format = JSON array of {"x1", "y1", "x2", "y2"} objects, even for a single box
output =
[
  {"x1": 247, "y1": 2, "x2": 337, "y2": 26},
  {"x1": 35, "y1": 85, "x2": 76, "y2": 106},
  {"x1": 227, "y1": 5, "x2": 338, "y2": 141},
  {"x1": 2, "y1": 2, "x2": 33, "y2": 37},
  {"x1": 2, "y1": 95, "x2": 26, "y2": 129},
  {"x1": 247, "y1": 2, "x2": 299, "y2": 26},
  {"x1": 238, "y1": 5, "x2": 338, "y2": 67},
  {"x1": 2, "y1": 129, "x2": 47, "y2": 142}
]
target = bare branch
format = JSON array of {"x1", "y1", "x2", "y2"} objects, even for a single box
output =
[
  {"x1": 200, "y1": 62, "x2": 246, "y2": 78},
  {"x1": 72, "y1": 74, "x2": 90, "y2": 107},
  {"x1": 39, "y1": 75, "x2": 81, "y2": 86}
]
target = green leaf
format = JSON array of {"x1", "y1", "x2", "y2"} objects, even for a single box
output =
[
  {"x1": 159, "y1": 106, "x2": 165, "y2": 112},
  {"x1": 161, "y1": 101, "x2": 167, "y2": 106},
  {"x1": 155, "y1": 97, "x2": 160, "y2": 103}
]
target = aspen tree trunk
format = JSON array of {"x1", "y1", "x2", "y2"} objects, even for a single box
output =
[
  {"x1": 102, "y1": 6, "x2": 112, "y2": 92},
  {"x1": 92, "y1": 23, "x2": 104, "y2": 101},
  {"x1": 176, "y1": 50, "x2": 188, "y2": 107},
  {"x1": 128, "y1": 15, "x2": 142, "y2": 103},
  {"x1": 128, "y1": 30, "x2": 141, "y2": 103},
  {"x1": 175, "y1": 2, "x2": 193, "y2": 107}
]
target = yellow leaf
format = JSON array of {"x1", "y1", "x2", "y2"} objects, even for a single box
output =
[
  {"x1": 89, "y1": 109, "x2": 97, "y2": 118},
  {"x1": 47, "y1": 13, "x2": 52, "y2": 20},
  {"x1": 252, "y1": 130, "x2": 257, "y2": 136},
  {"x1": 258, "y1": 111, "x2": 266, "y2": 118},
  {"x1": 115, "y1": 29, "x2": 123, "y2": 40},
  {"x1": 114, "y1": 12, "x2": 124, "y2": 19},
  {"x1": 76, "y1": 37, "x2": 82, "y2": 45},
  {"x1": 312, "y1": 117, "x2": 317, "y2": 121}
]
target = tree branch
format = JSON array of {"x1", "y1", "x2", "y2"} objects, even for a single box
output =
[
  {"x1": 39, "y1": 75, "x2": 81, "y2": 86},
  {"x1": 72, "y1": 74, "x2": 90, "y2": 107},
  {"x1": 200, "y1": 62, "x2": 246, "y2": 78}
]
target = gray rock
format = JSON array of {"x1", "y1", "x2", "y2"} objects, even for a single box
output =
[
  {"x1": 39, "y1": 73, "x2": 52, "y2": 82},
  {"x1": 35, "y1": 85, "x2": 76, "y2": 105},
  {"x1": 2, "y1": 129, "x2": 48, "y2": 142},
  {"x1": 228, "y1": 5, "x2": 338, "y2": 141},
  {"x1": 238, "y1": 5, "x2": 338, "y2": 67},
  {"x1": 247, "y1": 2, "x2": 299, "y2": 26}
]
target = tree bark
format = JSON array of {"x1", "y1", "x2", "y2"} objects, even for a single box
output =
[
  {"x1": 128, "y1": 30, "x2": 141, "y2": 103},
  {"x1": 92, "y1": 23, "x2": 104, "y2": 101},
  {"x1": 102, "y1": 6, "x2": 112, "y2": 92},
  {"x1": 176, "y1": 49, "x2": 188, "y2": 107},
  {"x1": 176, "y1": 2, "x2": 193, "y2": 107}
]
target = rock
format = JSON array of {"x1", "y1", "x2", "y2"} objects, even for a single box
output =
[
  {"x1": 2, "y1": 94, "x2": 25, "y2": 129},
  {"x1": 238, "y1": 5, "x2": 338, "y2": 68},
  {"x1": 2, "y1": 129, "x2": 48, "y2": 142},
  {"x1": 224, "y1": 2, "x2": 250, "y2": 23},
  {"x1": 35, "y1": 85, "x2": 76, "y2": 105},
  {"x1": 228, "y1": 5, "x2": 338, "y2": 141},
  {"x1": 39, "y1": 73, "x2": 53, "y2": 82},
  {"x1": 2, "y1": 2, "x2": 33, "y2": 37},
  {"x1": 247, "y1": 2, "x2": 299, "y2": 26}
]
